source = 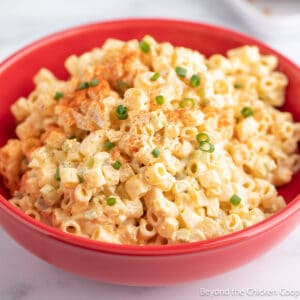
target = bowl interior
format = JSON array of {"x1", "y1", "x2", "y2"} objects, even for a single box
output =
[{"x1": 0, "y1": 19, "x2": 300, "y2": 204}]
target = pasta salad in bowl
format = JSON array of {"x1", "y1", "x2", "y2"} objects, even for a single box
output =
[{"x1": 0, "y1": 19, "x2": 299, "y2": 285}]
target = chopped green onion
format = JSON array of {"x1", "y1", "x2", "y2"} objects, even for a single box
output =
[
  {"x1": 54, "y1": 91, "x2": 64, "y2": 100},
  {"x1": 230, "y1": 194, "x2": 242, "y2": 206},
  {"x1": 104, "y1": 141, "x2": 116, "y2": 151},
  {"x1": 152, "y1": 148, "x2": 160, "y2": 158},
  {"x1": 77, "y1": 82, "x2": 89, "y2": 90},
  {"x1": 106, "y1": 197, "x2": 117, "y2": 206},
  {"x1": 116, "y1": 105, "x2": 128, "y2": 120},
  {"x1": 196, "y1": 132, "x2": 210, "y2": 143},
  {"x1": 179, "y1": 98, "x2": 195, "y2": 109},
  {"x1": 139, "y1": 40, "x2": 150, "y2": 53},
  {"x1": 190, "y1": 74, "x2": 201, "y2": 87},
  {"x1": 54, "y1": 168, "x2": 61, "y2": 181},
  {"x1": 150, "y1": 72, "x2": 161, "y2": 81},
  {"x1": 78, "y1": 79, "x2": 99, "y2": 90},
  {"x1": 112, "y1": 160, "x2": 122, "y2": 170},
  {"x1": 78, "y1": 175, "x2": 84, "y2": 183},
  {"x1": 234, "y1": 83, "x2": 243, "y2": 89},
  {"x1": 155, "y1": 95, "x2": 165, "y2": 105},
  {"x1": 88, "y1": 78, "x2": 99, "y2": 87},
  {"x1": 199, "y1": 141, "x2": 215, "y2": 153},
  {"x1": 175, "y1": 66, "x2": 187, "y2": 78},
  {"x1": 241, "y1": 106, "x2": 254, "y2": 118},
  {"x1": 115, "y1": 80, "x2": 130, "y2": 96}
]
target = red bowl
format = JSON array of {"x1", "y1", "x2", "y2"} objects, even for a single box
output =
[{"x1": 0, "y1": 19, "x2": 300, "y2": 286}]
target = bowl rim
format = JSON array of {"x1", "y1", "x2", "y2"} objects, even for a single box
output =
[{"x1": 0, "y1": 18, "x2": 300, "y2": 256}]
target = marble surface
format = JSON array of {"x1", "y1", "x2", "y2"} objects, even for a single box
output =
[{"x1": 0, "y1": 0, "x2": 299, "y2": 299}]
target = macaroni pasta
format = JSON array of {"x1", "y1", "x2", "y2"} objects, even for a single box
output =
[{"x1": 0, "y1": 36, "x2": 299, "y2": 245}]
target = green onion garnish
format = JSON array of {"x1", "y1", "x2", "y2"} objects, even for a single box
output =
[
  {"x1": 112, "y1": 160, "x2": 122, "y2": 170},
  {"x1": 196, "y1": 132, "x2": 214, "y2": 153},
  {"x1": 190, "y1": 74, "x2": 201, "y2": 87},
  {"x1": 55, "y1": 168, "x2": 61, "y2": 181},
  {"x1": 179, "y1": 98, "x2": 195, "y2": 109},
  {"x1": 175, "y1": 66, "x2": 187, "y2": 78},
  {"x1": 139, "y1": 40, "x2": 150, "y2": 53},
  {"x1": 230, "y1": 194, "x2": 242, "y2": 206},
  {"x1": 150, "y1": 72, "x2": 161, "y2": 81},
  {"x1": 241, "y1": 107, "x2": 254, "y2": 118},
  {"x1": 152, "y1": 148, "x2": 160, "y2": 158},
  {"x1": 115, "y1": 80, "x2": 130, "y2": 96},
  {"x1": 77, "y1": 79, "x2": 99, "y2": 90},
  {"x1": 155, "y1": 95, "x2": 164, "y2": 105},
  {"x1": 104, "y1": 141, "x2": 116, "y2": 151},
  {"x1": 77, "y1": 82, "x2": 89, "y2": 90},
  {"x1": 196, "y1": 132, "x2": 210, "y2": 143},
  {"x1": 54, "y1": 91, "x2": 64, "y2": 100},
  {"x1": 88, "y1": 78, "x2": 99, "y2": 87},
  {"x1": 116, "y1": 105, "x2": 128, "y2": 120},
  {"x1": 106, "y1": 197, "x2": 117, "y2": 206},
  {"x1": 199, "y1": 141, "x2": 215, "y2": 153},
  {"x1": 234, "y1": 83, "x2": 243, "y2": 89}
]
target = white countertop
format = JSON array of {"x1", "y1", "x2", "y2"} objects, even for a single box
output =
[{"x1": 0, "y1": 1, "x2": 299, "y2": 299}]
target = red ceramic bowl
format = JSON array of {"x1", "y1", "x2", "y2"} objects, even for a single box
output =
[{"x1": 0, "y1": 19, "x2": 300, "y2": 286}]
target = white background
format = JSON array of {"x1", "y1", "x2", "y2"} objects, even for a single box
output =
[{"x1": 0, "y1": 1, "x2": 299, "y2": 299}]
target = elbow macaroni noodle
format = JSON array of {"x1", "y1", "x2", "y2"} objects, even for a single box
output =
[{"x1": 0, "y1": 35, "x2": 299, "y2": 245}]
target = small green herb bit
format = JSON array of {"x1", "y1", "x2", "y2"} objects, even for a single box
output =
[
  {"x1": 116, "y1": 105, "x2": 128, "y2": 120},
  {"x1": 77, "y1": 82, "x2": 89, "y2": 90},
  {"x1": 230, "y1": 194, "x2": 242, "y2": 206},
  {"x1": 54, "y1": 91, "x2": 64, "y2": 100},
  {"x1": 190, "y1": 74, "x2": 201, "y2": 87},
  {"x1": 234, "y1": 83, "x2": 243, "y2": 89},
  {"x1": 88, "y1": 78, "x2": 99, "y2": 87},
  {"x1": 179, "y1": 98, "x2": 195, "y2": 109},
  {"x1": 112, "y1": 160, "x2": 122, "y2": 170},
  {"x1": 175, "y1": 66, "x2": 187, "y2": 78},
  {"x1": 241, "y1": 106, "x2": 254, "y2": 118},
  {"x1": 104, "y1": 141, "x2": 116, "y2": 151},
  {"x1": 150, "y1": 72, "x2": 161, "y2": 81},
  {"x1": 139, "y1": 40, "x2": 150, "y2": 53},
  {"x1": 106, "y1": 197, "x2": 117, "y2": 206},
  {"x1": 199, "y1": 141, "x2": 215, "y2": 153},
  {"x1": 115, "y1": 80, "x2": 130, "y2": 96},
  {"x1": 55, "y1": 167, "x2": 61, "y2": 181},
  {"x1": 152, "y1": 148, "x2": 160, "y2": 158},
  {"x1": 155, "y1": 95, "x2": 165, "y2": 105},
  {"x1": 196, "y1": 132, "x2": 210, "y2": 143}
]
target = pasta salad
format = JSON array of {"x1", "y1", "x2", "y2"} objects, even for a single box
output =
[{"x1": 0, "y1": 36, "x2": 299, "y2": 245}]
